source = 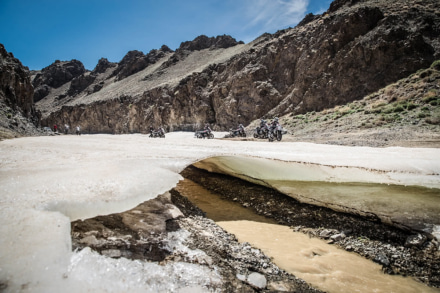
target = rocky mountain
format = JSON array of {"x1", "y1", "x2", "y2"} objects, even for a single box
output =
[
  {"x1": 0, "y1": 44, "x2": 40, "y2": 138},
  {"x1": 2, "y1": 0, "x2": 440, "y2": 138},
  {"x1": 33, "y1": 0, "x2": 440, "y2": 134},
  {"x1": 263, "y1": 60, "x2": 440, "y2": 147}
]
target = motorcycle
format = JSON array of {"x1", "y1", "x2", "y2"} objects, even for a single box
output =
[
  {"x1": 195, "y1": 129, "x2": 214, "y2": 139},
  {"x1": 229, "y1": 125, "x2": 246, "y2": 138},
  {"x1": 253, "y1": 124, "x2": 270, "y2": 139},
  {"x1": 149, "y1": 127, "x2": 165, "y2": 138},
  {"x1": 268, "y1": 124, "x2": 283, "y2": 142}
]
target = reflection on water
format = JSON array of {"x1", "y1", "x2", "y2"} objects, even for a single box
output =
[
  {"x1": 267, "y1": 180, "x2": 440, "y2": 229},
  {"x1": 176, "y1": 178, "x2": 440, "y2": 293}
]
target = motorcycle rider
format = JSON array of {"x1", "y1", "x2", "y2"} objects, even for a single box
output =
[
  {"x1": 268, "y1": 117, "x2": 283, "y2": 141},
  {"x1": 232, "y1": 123, "x2": 245, "y2": 136},
  {"x1": 270, "y1": 117, "x2": 280, "y2": 129},
  {"x1": 258, "y1": 119, "x2": 266, "y2": 135},
  {"x1": 204, "y1": 123, "x2": 212, "y2": 132},
  {"x1": 238, "y1": 123, "x2": 245, "y2": 135},
  {"x1": 159, "y1": 126, "x2": 165, "y2": 137}
]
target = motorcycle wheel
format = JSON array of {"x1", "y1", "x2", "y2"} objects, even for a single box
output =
[
  {"x1": 253, "y1": 133, "x2": 258, "y2": 138},
  {"x1": 277, "y1": 131, "x2": 282, "y2": 141},
  {"x1": 268, "y1": 133, "x2": 274, "y2": 142},
  {"x1": 209, "y1": 133, "x2": 214, "y2": 139}
]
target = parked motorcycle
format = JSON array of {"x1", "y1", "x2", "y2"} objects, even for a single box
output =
[
  {"x1": 195, "y1": 129, "x2": 214, "y2": 139},
  {"x1": 268, "y1": 124, "x2": 283, "y2": 142},
  {"x1": 229, "y1": 124, "x2": 246, "y2": 138},
  {"x1": 149, "y1": 127, "x2": 165, "y2": 138},
  {"x1": 253, "y1": 123, "x2": 270, "y2": 139}
]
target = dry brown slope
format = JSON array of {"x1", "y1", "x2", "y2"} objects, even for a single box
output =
[{"x1": 263, "y1": 60, "x2": 440, "y2": 147}]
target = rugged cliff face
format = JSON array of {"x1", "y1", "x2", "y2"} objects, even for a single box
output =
[
  {"x1": 35, "y1": 0, "x2": 440, "y2": 134},
  {"x1": 0, "y1": 44, "x2": 40, "y2": 138}
]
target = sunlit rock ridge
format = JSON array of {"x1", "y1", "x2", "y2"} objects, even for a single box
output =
[{"x1": 29, "y1": 0, "x2": 440, "y2": 133}]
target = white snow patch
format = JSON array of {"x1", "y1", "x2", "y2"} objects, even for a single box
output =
[{"x1": 0, "y1": 132, "x2": 439, "y2": 292}]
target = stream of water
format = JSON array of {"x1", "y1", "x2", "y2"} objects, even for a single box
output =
[{"x1": 175, "y1": 178, "x2": 440, "y2": 293}]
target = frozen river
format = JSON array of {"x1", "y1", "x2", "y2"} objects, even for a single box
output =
[{"x1": 1, "y1": 132, "x2": 439, "y2": 292}]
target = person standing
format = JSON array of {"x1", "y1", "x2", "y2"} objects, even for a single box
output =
[
  {"x1": 64, "y1": 124, "x2": 70, "y2": 134},
  {"x1": 76, "y1": 125, "x2": 81, "y2": 135}
]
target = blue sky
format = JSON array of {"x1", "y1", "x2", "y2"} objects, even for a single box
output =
[{"x1": 0, "y1": 0, "x2": 332, "y2": 70}]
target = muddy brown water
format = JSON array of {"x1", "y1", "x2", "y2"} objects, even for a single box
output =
[{"x1": 175, "y1": 178, "x2": 440, "y2": 293}]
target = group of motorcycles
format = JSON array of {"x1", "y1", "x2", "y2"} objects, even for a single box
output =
[
  {"x1": 223, "y1": 118, "x2": 285, "y2": 142},
  {"x1": 253, "y1": 118, "x2": 284, "y2": 142},
  {"x1": 151, "y1": 118, "x2": 284, "y2": 142}
]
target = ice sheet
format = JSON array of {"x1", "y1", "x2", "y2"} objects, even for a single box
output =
[{"x1": 0, "y1": 132, "x2": 439, "y2": 292}]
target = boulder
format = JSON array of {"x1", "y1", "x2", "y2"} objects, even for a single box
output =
[
  {"x1": 330, "y1": 233, "x2": 346, "y2": 242},
  {"x1": 319, "y1": 229, "x2": 333, "y2": 238},
  {"x1": 374, "y1": 253, "x2": 390, "y2": 267},
  {"x1": 404, "y1": 233, "x2": 427, "y2": 248},
  {"x1": 246, "y1": 272, "x2": 267, "y2": 289}
]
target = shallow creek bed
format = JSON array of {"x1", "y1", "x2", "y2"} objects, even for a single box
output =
[{"x1": 71, "y1": 165, "x2": 440, "y2": 292}]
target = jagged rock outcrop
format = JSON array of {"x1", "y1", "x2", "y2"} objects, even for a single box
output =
[
  {"x1": 112, "y1": 45, "x2": 173, "y2": 81},
  {"x1": 159, "y1": 35, "x2": 244, "y2": 70},
  {"x1": 67, "y1": 73, "x2": 97, "y2": 96},
  {"x1": 32, "y1": 59, "x2": 86, "y2": 89},
  {"x1": 329, "y1": 0, "x2": 364, "y2": 12},
  {"x1": 178, "y1": 35, "x2": 244, "y2": 51},
  {"x1": 0, "y1": 44, "x2": 40, "y2": 138},
  {"x1": 32, "y1": 59, "x2": 86, "y2": 102},
  {"x1": 0, "y1": 45, "x2": 34, "y2": 115},
  {"x1": 35, "y1": 0, "x2": 440, "y2": 134},
  {"x1": 92, "y1": 58, "x2": 117, "y2": 74}
]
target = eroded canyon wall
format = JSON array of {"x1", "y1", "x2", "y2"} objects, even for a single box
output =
[
  {"x1": 34, "y1": 0, "x2": 440, "y2": 133},
  {"x1": 0, "y1": 44, "x2": 40, "y2": 137}
]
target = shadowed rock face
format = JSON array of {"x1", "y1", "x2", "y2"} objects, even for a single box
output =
[
  {"x1": 32, "y1": 59, "x2": 86, "y2": 103},
  {"x1": 0, "y1": 44, "x2": 40, "y2": 136},
  {"x1": 35, "y1": 0, "x2": 440, "y2": 133},
  {"x1": 0, "y1": 44, "x2": 35, "y2": 116},
  {"x1": 32, "y1": 59, "x2": 86, "y2": 89}
]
